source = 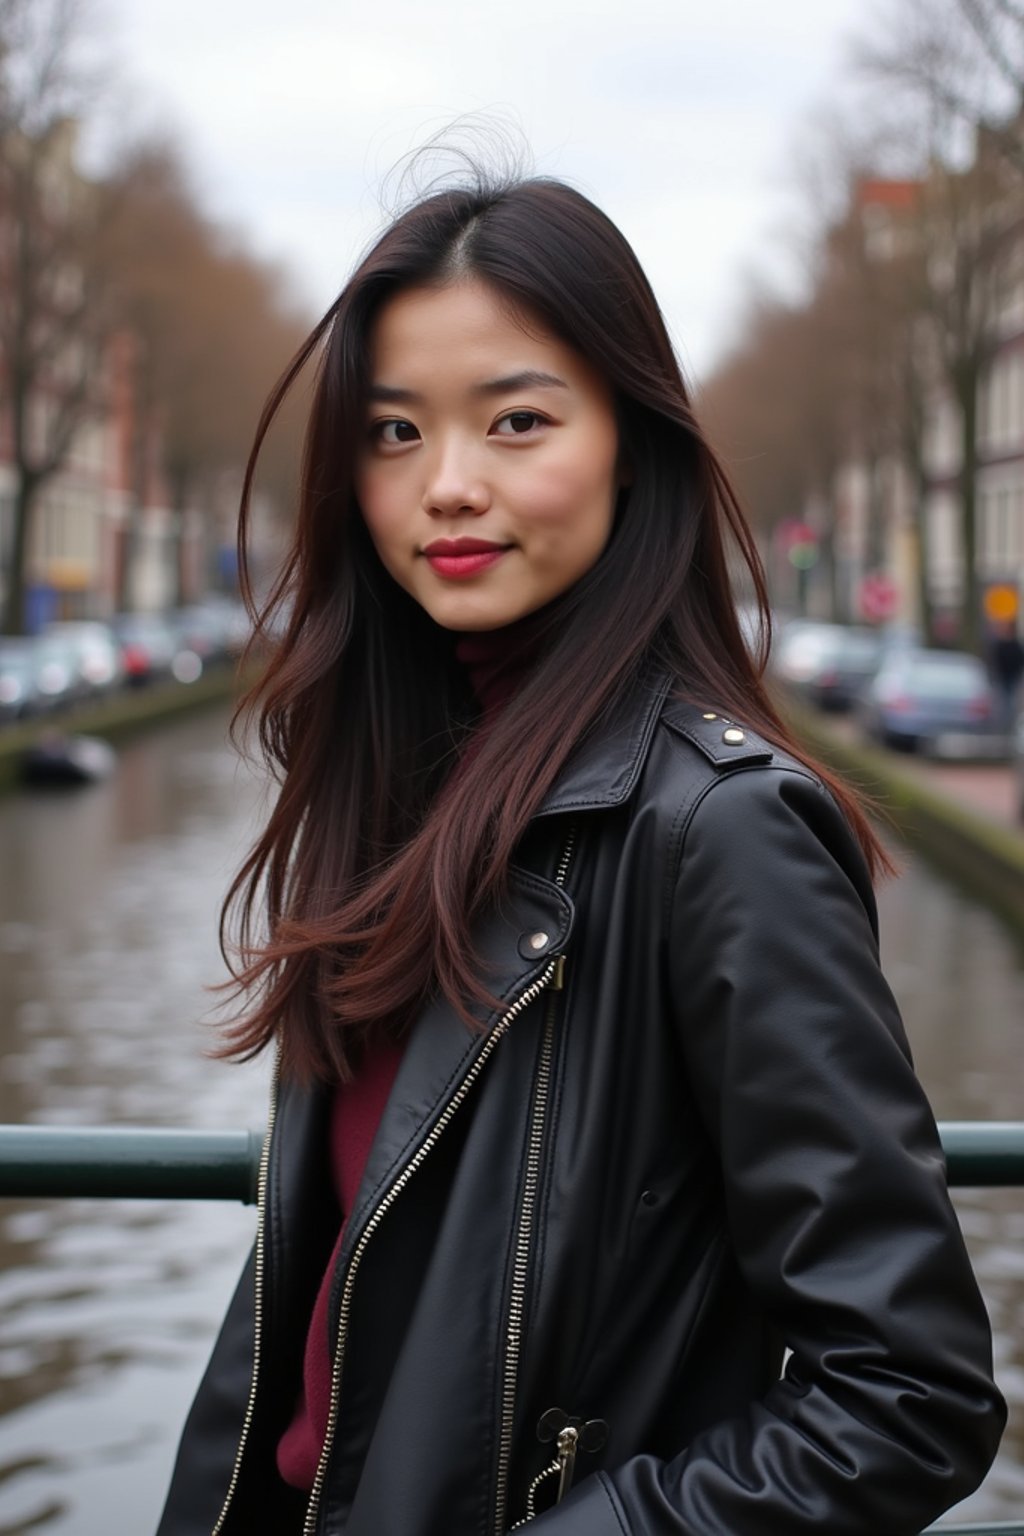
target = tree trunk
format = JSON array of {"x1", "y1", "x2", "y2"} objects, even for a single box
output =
[
  {"x1": 900, "y1": 351, "x2": 932, "y2": 645},
  {"x1": 2, "y1": 471, "x2": 40, "y2": 635},
  {"x1": 912, "y1": 460, "x2": 935, "y2": 646},
  {"x1": 957, "y1": 365, "x2": 981, "y2": 653},
  {"x1": 118, "y1": 383, "x2": 154, "y2": 613},
  {"x1": 818, "y1": 480, "x2": 842, "y2": 622},
  {"x1": 170, "y1": 508, "x2": 185, "y2": 608},
  {"x1": 865, "y1": 453, "x2": 886, "y2": 574},
  {"x1": 116, "y1": 511, "x2": 137, "y2": 612},
  {"x1": 168, "y1": 466, "x2": 194, "y2": 609}
]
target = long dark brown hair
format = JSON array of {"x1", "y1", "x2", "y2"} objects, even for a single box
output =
[{"x1": 221, "y1": 175, "x2": 889, "y2": 1083}]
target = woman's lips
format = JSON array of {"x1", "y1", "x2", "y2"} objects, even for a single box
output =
[{"x1": 422, "y1": 540, "x2": 511, "y2": 579}]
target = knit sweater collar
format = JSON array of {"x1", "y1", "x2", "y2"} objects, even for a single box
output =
[{"x1": 453, "y1": 609, "x2": 548, "y2": 718}]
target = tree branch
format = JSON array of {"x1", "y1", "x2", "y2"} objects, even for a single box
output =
[{"x1": 959, "y1": 0, "x2": 1024, "y2": 95}]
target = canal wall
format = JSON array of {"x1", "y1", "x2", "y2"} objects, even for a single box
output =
[
  {"x1": 0, "y1": 665, "x2": 247, "y2": 796},
  {"x1": 792, "y1": 706, "x2": 1024, "y2": 937}
]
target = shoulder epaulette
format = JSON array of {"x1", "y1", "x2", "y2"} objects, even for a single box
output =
[{"x1": 661, "y1": 700, "x2": 775, "y2": 769}]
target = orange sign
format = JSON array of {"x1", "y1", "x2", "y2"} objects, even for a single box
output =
[{"x1": 983, "y1": 584, "x2": 1019, "y2": 623}]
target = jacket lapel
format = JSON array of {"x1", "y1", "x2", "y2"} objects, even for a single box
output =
[
  {"x1": 339, "y1": 865, "x2": 574, "y2": 1265},
  {"x1": 534, "y1": 669, "x2": 671, "y2": 817}
]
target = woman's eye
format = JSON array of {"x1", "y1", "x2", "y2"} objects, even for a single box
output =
[
  {"x1": 493, "y1": 410, "x2": 545, "y2": 437},
  {"x1": 374, "y1": 419, "x2": 419, "y2": 446}
]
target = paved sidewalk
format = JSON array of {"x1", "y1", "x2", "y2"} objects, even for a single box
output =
[
  {"x1": 825, "y1": 717, "x2": 1020, "y2": 831},
  {"x1": 910, "y1": 759, "x2": 1020, "y2": 828}
]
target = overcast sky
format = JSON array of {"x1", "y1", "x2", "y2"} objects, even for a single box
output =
[{"x1": 101, "y1": 0, "x2": 872, "y2": 379}]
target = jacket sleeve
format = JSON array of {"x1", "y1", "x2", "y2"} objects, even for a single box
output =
[
  {"x1": 530, "y1": 763, "x2": 1005, "y2": 1536},
  {"x1": 156, "y1": 1247, "x2": 256, "y2": 1535}
]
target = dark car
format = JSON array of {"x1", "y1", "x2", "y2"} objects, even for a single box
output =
[
  {"x1": 773, "y1": 622, "x2": 883, "y2": 711},
  {"x1": 858, "y1": 648, "x2": 1002, "y2": 757}
]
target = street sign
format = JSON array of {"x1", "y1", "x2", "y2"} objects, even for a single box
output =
[
  {"x1": 778, "y1": 520, "x2": 819, "y2": 570},
  {"x1": 858, "y1": 571, "x2": 899, "y2": 622},
  {"x1": 983, "y1": 583, "x2": 1019, "y2": 624}
]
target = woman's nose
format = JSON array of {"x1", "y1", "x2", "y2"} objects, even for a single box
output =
[{"x1": 421, "y1": 439, "x2": 490, "y2": 517}]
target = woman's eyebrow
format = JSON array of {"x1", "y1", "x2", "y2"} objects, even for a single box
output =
[
  {"x1": 473, "y1": 370, "x2": 569, "y2": 395},
  {"x1": 367, "y1": 383, "x2": 420, "y2": 404},
  {"x1": 367, "y1": 370, "x2": 569, "y2": 405}
]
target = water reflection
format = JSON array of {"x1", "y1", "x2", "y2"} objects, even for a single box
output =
[
  {"x1": 874, "y1": 859, "x2": 1024, "y2": 1522},
  {"x1": 0, "y1": 711, "x2": 1021, "y2": 1531},
  {"x1": 0, "y1": 708, "x2": 268, "y2": 1533}
]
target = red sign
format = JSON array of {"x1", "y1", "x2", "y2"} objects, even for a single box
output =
[
  {"x1": 778, "y1": 520, "x2": 817, "y2": 551},
  {"x1": 858, "y1": 572, "x2": 899, "y2": 622}
]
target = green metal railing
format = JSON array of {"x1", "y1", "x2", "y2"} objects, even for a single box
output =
[
  {"x1": 0, "y1": 1123, "x2": 265, "y2": 1202},
  {"x1": 1, "y1": 1120, "x2": 1022, "y2": 1536},
  {"x1": 2, "y1": 1120, "x2": 1024, "y2": 1203}
]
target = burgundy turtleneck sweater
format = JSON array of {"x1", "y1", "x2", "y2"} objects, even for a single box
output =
[{"x1": 276, "y1": 620, "x2": 540, "y2": 1492}]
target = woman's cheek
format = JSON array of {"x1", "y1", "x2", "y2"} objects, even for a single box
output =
[{"x1": 525, "y1": 462, "x2": 616, "y2": 551}]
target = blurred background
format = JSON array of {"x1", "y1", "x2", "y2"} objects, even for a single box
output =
[{"x1": 1, "y1": 0, "x2": 1024, "y2": 1531}]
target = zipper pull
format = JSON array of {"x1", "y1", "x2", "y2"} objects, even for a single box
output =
[
  {"x1": 537, "y1": 1409, "x2": 608, "y2": 1504},
  {"x1": 549, "y1": 954, "x2": 567, "y2": 991},
  {"x1": 555, "y1": 1424, "x2": 579, "y2": 1501}
]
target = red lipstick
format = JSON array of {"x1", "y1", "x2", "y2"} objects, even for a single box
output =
[{"x1": 422, "y1": 537, "x2": 511, "y2": 579}]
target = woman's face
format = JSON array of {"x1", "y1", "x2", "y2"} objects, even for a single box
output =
[{"x1": 355, "y1": 278, "x2": 624, "y2": 631}]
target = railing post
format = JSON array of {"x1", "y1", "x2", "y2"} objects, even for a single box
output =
[{"x1": 0, "y1": 1125, "x2": 264, "y2": 1203}]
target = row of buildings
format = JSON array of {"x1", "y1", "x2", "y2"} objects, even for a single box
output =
[{"x1": 0, "y1": 331, "x2": 250, "y2": 632}]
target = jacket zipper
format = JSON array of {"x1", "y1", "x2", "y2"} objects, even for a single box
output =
[
  {"x1": 494, "y1": 828, "x2": 576, "y2": 1536},
  {"x1": 493, "y1": 986, "x2": 559, "y2": 1535},
  {"x1": 302, "y1": 828, "x2": 576, "y2": 1536},
  {"x1": 211, "y1": 1050, "x2": 282, "y2": 1536}
]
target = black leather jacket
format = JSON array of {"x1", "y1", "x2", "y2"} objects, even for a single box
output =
[{"x1": 158, "y1": 678, "x2": 1005, "y2": 1536}]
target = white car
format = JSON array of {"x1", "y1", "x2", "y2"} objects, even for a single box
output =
[{"x1": 44, "y1": 621, "x2": 125, "y2": 697}]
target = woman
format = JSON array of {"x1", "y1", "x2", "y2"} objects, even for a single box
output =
[{"x1": 158, "y1": 176, "x2": 1004, "y2": 1536}]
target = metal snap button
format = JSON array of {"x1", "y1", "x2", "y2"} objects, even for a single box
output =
[
  {"x1": 722, "y1": 727, "x2": 746, "y2": 745},
  {"x1": 527, "y1": 931, "x2": 550, "y2": 952}
]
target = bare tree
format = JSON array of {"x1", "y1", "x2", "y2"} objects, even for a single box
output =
[
  {"x1": 701, "y1": 285, "x2": 852, "y2": 617},
  {"x1": 105, "y1": 140, "x2": 310, "y2": 606},
  {"x1": 853, "y1": 0, "x2": 1022, "y2": 649},
  {"x1": 0, "y1": 0, "x2": 116, "y2": 633},
  {"x1": 854, "y1": 0, "x2": 1024, "y2": 175}
]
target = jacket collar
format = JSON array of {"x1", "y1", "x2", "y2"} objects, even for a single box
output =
[{"x1": 534, "y1": 668, "x2": 672, "y2": 818}]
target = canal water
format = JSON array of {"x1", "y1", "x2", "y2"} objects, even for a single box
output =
[{"x1": 0, "y1": 705, "x2": 1022, "y2": 1533}]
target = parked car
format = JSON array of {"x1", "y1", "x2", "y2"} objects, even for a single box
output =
[
  {"x1": 30, "y1": 631, "x2": 80, "y2": 711},
  {"x1": 169, "y1": 604, "x2": 236, "y2": 672},
  {"x1": 111, "y1": 612, "x2": 179, "y2": 685},
  {"x1": 200, "y1": 594, "x2": 250, "y2": 655},
  {"x1": 858, "y1": 648, "x2": 1002, "y2": 757},
  {"x1": 44, "y1": 621, "x2": 124, "y2": 697},
  {"x1": 773, "y1": 622, "x2": 883, "y2": 711},
  {"x1": 0, "y1": 638, "x2": 43, "y2": 722}
]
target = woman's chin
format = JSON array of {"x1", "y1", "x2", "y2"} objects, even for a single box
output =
[{"x1": 420, "y1": 592, "x2": 541, "y2": 633}]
